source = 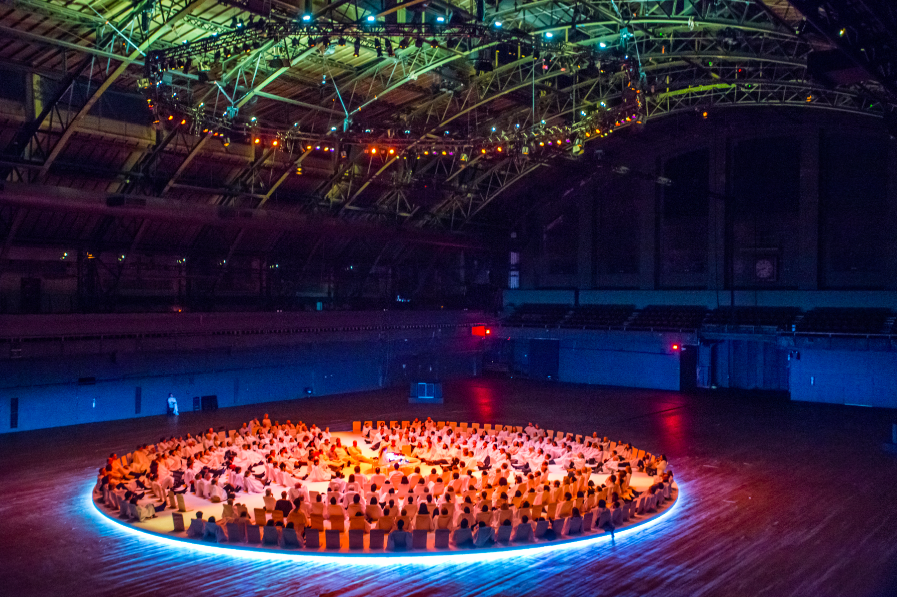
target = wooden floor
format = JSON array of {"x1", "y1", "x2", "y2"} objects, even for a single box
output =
[{"x1": 1, "y1": 377, "x2": 896, "y2": 597}]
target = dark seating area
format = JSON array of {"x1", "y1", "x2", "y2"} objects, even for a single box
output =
[
  {"x1": 628, "y1": 305, "x2": 708, "y2": 330},
  {"x1": 704, "y1": 306, "x2": 801, "y2": 330},
  {"x1": 503, "y1": 304, "x2": 571, "y2": 327},
  {"x1": 795, "y1": 308, "x2": 893, "y2": 334},
  {"x1": 562, "y1": 304, "x2": 635, "y2": 329}
]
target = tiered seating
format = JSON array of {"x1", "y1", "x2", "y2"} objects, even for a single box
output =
[
  {"x1": 562, "y1": 305, "x2": 635, "y2": 329},
  {"x1": 704, "y1": 306, "x2": 801, "y2": 330},
  {"x1": 795, "y1": 308, "x2": 893, "y2": 334},
  {"x1": 627, "y1": 305, "x2": 708, "y2": 330},
  {"x1": 503, "y1": 304, "x2": 571, "y2": 327}
]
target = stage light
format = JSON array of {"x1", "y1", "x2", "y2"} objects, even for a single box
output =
[
  {"x1": 168, "y1": 115, "x2": 174, "y2": 120},
  {"x1": 321, "y1": 36, "x2": 330, "y2": 47},
  {"x1": 672, "y1": 344, "x2": 680, "y2": 351},
  {"x1": 388, "y1": 148, "x2": 395, "y2": 154},
  {"x1": 437, "y1": 16, "x2": 445, "y2": 22},
  {"x1": 370, "y1": 147, "x2": 377, "y2": 154},
  {"x1": 486, "y1": 329, "x2": 491, "y2": 335},
  {"x1": 430, "y1": 39, "x2": 439, "y2": 48},
  {"x1": 545, "y1": 32, "x2": 553, "y2": 38},
  {"x1": 308, "y1": 36, "x2": 317, "y2": 48},
  {"x1": 375, "y1": 39, "x2": 382, "y2": 58},
  {"x1": 415, "y1": 38, "x2": 424, "y2": 48},
  {"x1": 180, "y1": 119, "x2": 186, "y2": 125},
  {"x1": 254, "y1": 137, "x2": 260, "y2": 144},
  {"x1": 302, "y1": 14, "x2": 311, "y2": 21},
  {"x1": 338, "y1": 37, "x2": 346, "y2": 46},
  {"x1": 353, "y1": 38, "x2": 361, "y2": 56},
  {"x1": 599, "y1": 42, "x2": 607, "y2": 48},
  {"x1": 481, "y1": 148, "x2": 487, "y2": 153},
  {"x1": 366, "y1": 15, "x2": 376, "y2": 22},
  {"x1": 272, "y1": 139, "x2": 278, "y2": 146},
  {"x1": 497, "y1": 147, "x2": 502, "y2": 152},
  {"x1": 385, "y1": 39, "x2": 394, "y2": 56},
  {"x1": 494, "y1": 21, "x2": 502, "y2": 28},
  {"x1": 223, "y1": 136, "x2": 231, "y2": 147}
]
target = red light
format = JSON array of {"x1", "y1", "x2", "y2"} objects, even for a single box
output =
[
  {"x1": 472, "y1": 326, "x2": 486, "y2": 337},
  {"x1": 672, "y1": 344, "x2": 680, "y2": 351}
]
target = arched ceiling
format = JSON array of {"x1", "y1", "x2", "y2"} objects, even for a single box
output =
[{"x1": 0, "y1": 0, "x2": 895, "y2": 260}]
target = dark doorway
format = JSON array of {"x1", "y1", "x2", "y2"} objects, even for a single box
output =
[
  {"x1": 20, "y1": 278, "x2": 41, "y2": 314},
  {"x1": 679, "y1": 345, "x2": 698, "y2": 391},
  {"x1": 529, "y1": 339, "x2": 559, "y2": 380}
]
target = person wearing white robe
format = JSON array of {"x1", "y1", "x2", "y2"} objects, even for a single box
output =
[
  {"x1": 385, "y1": 519, "x2": 412, "y2": 551},
  {"x1": 243, "y1": 471, "x2": 264, "y2": 493},
  {"x1": 306, "y1": 460, "x2": 331, "y2": 482},
  {"x1": 167, "y1": 394, "x2": 179, "y2": 416},
  {"x1": 472, "y1": 521, "x2": 496, "y2": 547}
]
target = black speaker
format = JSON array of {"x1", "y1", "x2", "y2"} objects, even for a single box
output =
[
  {"x1": 193, "y1": 396, "x2": 201, "y2": 412},
  {"x1": 201, "y1": 395, "x2": 219, "y2": 411}
]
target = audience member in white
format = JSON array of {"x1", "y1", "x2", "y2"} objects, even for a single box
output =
[
  {"x1": 472, "y1": 520, "x2": 496, "y2": 547},
  {"x1": 100, "y1": 416, "x2": 674, "y2": 552},
  {"x1": 186, "y1": 512, "x2": 205, "y2": 538},
  {"x1": 386, "y1": 519, "x2": 412, "y2": 551},
  {"x1": 167, "y1": 393, "x2": 179, "y2": 416}
]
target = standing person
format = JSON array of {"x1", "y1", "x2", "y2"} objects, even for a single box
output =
[{"x1": 167, "y1": 393, "x2": 179, "y2": 416}]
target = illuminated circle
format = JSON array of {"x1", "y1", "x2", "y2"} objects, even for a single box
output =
[{"x1": 94, "y1": 425, "x2": 679, "y2": 560}]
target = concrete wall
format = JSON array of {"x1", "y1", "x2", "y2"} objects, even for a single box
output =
[
  {"x1": 789, "y1": 349, "x2": 897, "y2": 408},
  {"x1": 0, "y1": 311, "x2": 488, "y2": 433},
  {"x1": 505, "y1": 288, "x2": 897, "y2": 310},
  {"x1": 501, "y1": 328, "x2": 690, "y2": 391}
]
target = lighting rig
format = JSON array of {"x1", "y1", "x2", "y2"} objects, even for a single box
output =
[{"x1": 142, "y1": 15, "x2": 647, "y2": 161}]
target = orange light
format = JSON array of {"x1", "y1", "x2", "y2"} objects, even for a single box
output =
[
  {"x1": 272, "y1": 139, "x2": 278, "y2": 146},
  {"x1": 371, "y1": 147, "x2": 377, "y2": 154},
  {"x1": 672, "y1": 344, "x2": 680, "y2": 351},
  {"x1": 181, "y1": 119, "x2": 186, "y2": 125},
  {"x1": 486, "y1": 329, "x2": 491, "y2": 335},
  {"x1": 497, "y1": 147, "x2": 502, "y2": 152},
  {"x1": 481, "y1": 148, "x2": 486, "y2": 154},
  {"x1": 254, "y1": 138, "x2": 260, "y2": 144},
  {"x1": 168, "y1": 115, "x2": 174, "y2": 120},
  {"x1": 388, "y1": 148, "x2": 395, "y2": 155}
]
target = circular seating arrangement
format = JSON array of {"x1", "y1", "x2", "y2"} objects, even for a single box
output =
[{"x1": 93, "y1": 417, "x2": 678, "y2": 556}]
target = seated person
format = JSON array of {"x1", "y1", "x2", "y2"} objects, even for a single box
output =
[
  {"x1": 563, "y1": 507, "x2": 583, "y2": 535},
  {"x1": 274, "y1": 491, "x2": 293, "y2": 518},
  {"x1": 511, "y1": 515, "x2": 534, "y2": 542},
  {"x1": 202, "y1": 516, "x2": 227, "y2": 542},
  {"x1": 386, "y1": 519, "x2": 412, "y2": 551},
  {"x1": 186, "y1": 512, "x2": 205, "y2": 538},
  {"x1": 472, "y1": 520, "x2": 495, "y2": 547},
  {"x1": 450, "y1": 518, "x2": 474, "y2": 547}
]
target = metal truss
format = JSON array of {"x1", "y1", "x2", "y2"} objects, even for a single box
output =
[{"x1": 1, "y1": 0, "x2": 202, "y2": 183}]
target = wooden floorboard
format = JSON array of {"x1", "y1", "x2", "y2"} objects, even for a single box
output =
[{"x1": 1, "y1": 377, "x2": 896, "y2": 597}]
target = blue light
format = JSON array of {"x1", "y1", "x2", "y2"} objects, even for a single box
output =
[
  {"x1": 494, "y1": 21, "x2": 502, "y2": 28},
  {"x1": 366, "y1": 15, "x2": 376, "y2": 22},
  {"x1": 437, "y1": 16, "x2": 445, "y2": 22},
  {"x1": 545, "y1": 32, "x2": 553, "y2": 38},
  {"x1": 88, "y1": 481, "x2": 684, "y2": 563},
  {"x1": 599, "y1": 42, "x2": 607, "y2": 48},
  {"x1": 302, "y1": 14, "x2": 311, "y2": 21}
]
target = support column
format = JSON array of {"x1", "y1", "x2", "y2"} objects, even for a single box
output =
[
  {"x1": 638, "y1": 177, "x2": 656, "y2": 290},
  {"x1": 886, "y1": 137, "x2": 897, "y2": 290},
  {"x1": 707, "y1": 132, "x2": 727, "y2": 291},
  {"x1": 797, "y1": 127, "x2": 820, "y2": 290}
]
